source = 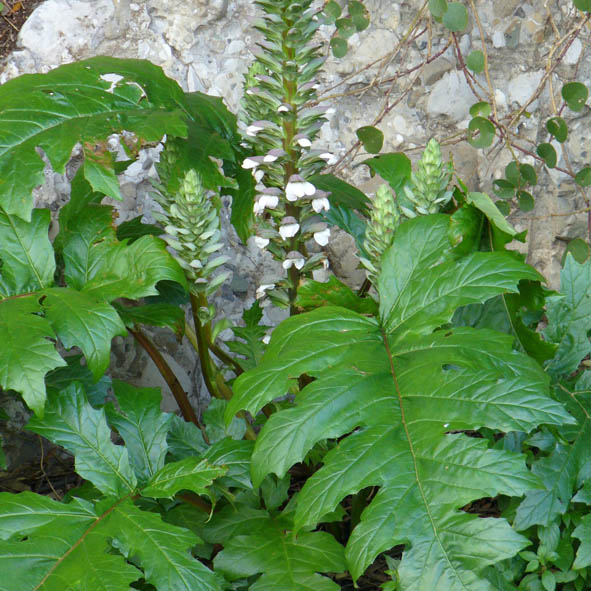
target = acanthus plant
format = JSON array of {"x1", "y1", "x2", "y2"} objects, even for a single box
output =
[{"x1": 0, "y1": 1, "x2": 590, "y2": 590}]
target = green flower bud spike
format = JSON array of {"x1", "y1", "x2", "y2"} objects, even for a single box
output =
[
  {"x1": 361, "y1": 183, "x2": 401, "y2": 281},
  {"x1": 153, "y1": 169, "x2": 230, "y2": 296},
  {"x1": 401, "y1": 138, "x2": 453, "y2": 218}
]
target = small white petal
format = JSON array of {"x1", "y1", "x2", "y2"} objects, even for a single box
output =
[
  {"x1": 254, "y1": 236, "x2": 270, "y2": 249},
  {"x1": 277, "y1": 104, "x2": 290, "y2": 113},
  {"x1": 319, "y1": 152, "x2": 338, "y2": 165},
  {"x1": 279, "y1": 223, "x2": 300, "y2": 240},
  {"x1": 264, "y1": 153, "x2": 279, "y2": 163},
  {"x1": 301, "y1": 181, "x2": 316, "y2": 196},
  {"x1": 285, "y1": 183, "x2": 299, "y2": 202},
  {"x1": 312, "y1": 197, "x2": 330, "y2": 213},
  {"x1": 246, "y1": 124, "x2": 263, "y2": 136},
  {"x1": 253, "y1": 201, "x2": 265, "y2": 215},
  {"x1": 242, "y1": 157, "x2": 260, "y2": 169},
  {"x1": 297, "y1": 137, "x2": 312, "y2": 147},
  {"x1": 256, "y1": 283, "x2": 275, "y2": 299},
  {"x1": 254, "y1": 169, "x2": 265, "y2": 183},
  {"x1": 282, "y1": 258, "x2": 294, "y2": 269},
  {"x1": 262, "y1": 334, "x2": 271, "y2": 344},
  {"x1": 313, "y1": 228, "x2": 330, "y2": 246},
  {"x1": 294, "y1": 257, "x2": 305, "y2": 270}
]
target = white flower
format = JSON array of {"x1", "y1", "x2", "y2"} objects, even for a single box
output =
[
  {"x1": 246, "y1": 124, "x2": 263, "y2": 136},
  {"x1": 277, "y1": 104, "x2": 290, "y2": 113},
  {"x1": 242, "y1": 157, "x2": 262, "y2": 169},
  {"x1": 254, "y1": 169, "x2": 265, "y2": 183},
  {"x1": 254, "y1": 236, "x2": 270, "y2": 249},
  {"x1": 263, "y1": 149, "x2": 285, "y2": 163},
  {"x1": 285, "y1": 174, "x2": 316, "y2": 202},
  {"x1": 312, "y1": 197, "x2": 330, "y2": 213},
  {"x1": 319, "y1": 152, "x2": 338, "y2": 165},
  {"x1": 262, "y1": 334, "x2": 271, "y2": 345},
  {"x1": 313, "y1": 227, "x2": 330, "y2": 246},
  {"x1": 294, "y1": 134, "x2": 312, "y2": 148},
  {"x1": 256, "y1": 283, "x2": 275, "y2": 299},
  {"x1": 279, "y1": 216, "x2": 300, "y2": 240},
  {"x1": 253, "y1": 193, "x2": 279, "y2": 215},
  {"x1": 282, "y1": 251, "x2": 305, "y2": 270}
]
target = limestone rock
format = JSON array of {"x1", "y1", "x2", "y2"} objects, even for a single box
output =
[{"x1": 18, "y1": 0, "x2": 114, "y2": 66}]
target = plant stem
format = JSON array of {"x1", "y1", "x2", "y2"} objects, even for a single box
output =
[
  {"x1": 128, "y1": 326, "x2": 202, "y2": 429},
  {"x1": 189, "y1": 292, "x2": 223, "y2": 400},
  {"x1": 185, "y1": 320, "x2": 244, "y2": 375},
  {"x1": 188, "y1": 293, "x2": 257, "y2": 441}
]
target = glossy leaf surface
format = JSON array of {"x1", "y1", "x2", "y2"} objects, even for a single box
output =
[{"x1": 228, "y1": 215, "x2": 573, "y2": 589}]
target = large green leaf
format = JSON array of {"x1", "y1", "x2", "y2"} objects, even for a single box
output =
[
  {"x1": 545, "y1": 254, "x2": 591, "y2": 376},
  {"x1": 0, "y1": 56, "x2": 189, "y2": 220},
  {"x1": 0, "y1": 296, "x2": 65, "y2": 415},
  {"x1": 60, "y1": 201, "x2": 186, "y2": 301},
  {"x1": 227, "y1": 215, "x2": 573, "y2": 589},
  {"x1": 210, "y1": 506, "x2": 346, "y2": 591},
  {"x1": 27, "y1": 383, "x2": 137, "y2": 497},
  {"x1": 0, "y1": 208, "x2": 55, "y2": 296},
  {"x1": 0, "y1": 522, "x2": 140, "y2": 591},
  {"x1": 105, "y1": 381, "x2": 173, "y2": 484},
  {"x1": 107, "y1": 499, "x2": 223, "y2": 591},
  {"x1": 0, "y1": 493, "x2": 222, "y2": 591},
  {"x1": 0, "y1": 384, "x2": 224, "y2": 591},
  {"x1": 142, "y1": 457, "x2": 226, "y2": 499},
  {"x1": 515, "y1": 372, "x2": 591, "y2": 530},
  {"x1": 42, "y1": 287, "x2": 127, "y2": 380}
]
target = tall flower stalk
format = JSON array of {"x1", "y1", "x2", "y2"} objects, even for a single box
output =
[{"x1": 241, "y1": 0, "x2": 336, "y2": 312}]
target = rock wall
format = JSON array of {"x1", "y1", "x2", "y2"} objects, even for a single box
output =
[{"x1": 0, "y1": 0, "x2": 589, "y2": 449}]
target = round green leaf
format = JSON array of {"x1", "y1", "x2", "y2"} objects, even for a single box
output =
[
  {"x1": 517, "y1": 191, "x2": 535, "y2": 212},
  {"x1": 469, "y1": 101, "x2": 491, "y2": 118},
  {"x1": 467, "y1": 116, "x2": 495, "y2": 148},
  {"x1": 330, "y1": 37, "x2": 348, "y2": 59},
  {"x1": 536, "y1": 143, "x2": 557, "y2": 168},
  {"x1": 574, "y1": 0, "x2": 591, "y2": 10},
  {"x1": 565, "y1": 238, "x2": 590, "y2": 264},
  {"x1": 495, "y1": 200, "x2": 510, "y2": 216},
  {"x1": 352, "y1": 13, "x2": 370, "y2": 31},
  {"x1": 575, "y1": 167, "x2": 591, "y2": 186},
  {"x1": 442, "y1": 2, "x2": 468, "y2": 32},
  {"x1": 546, "y1": 117, "x2": 568, "y2": 143},
  {"x1": 562, "y1": 82, "x2": 588, "y2": 112},
  {"x1": 356, "y1": 126, "x2": 384, "y2": 154},
  {"x1": 348, "y1": 1, "x2": 366, "y2": 16},
  {"x1": 323, "y1": 0, "x2": 342, "y2": 21},
  {"x1": 505, "y1": 161, "x2": 520, "y2": 186},
  {"x1": 428, "y1": 0, "x2": 448, "y2": 18},
  {"x1": 519, "y1": 163, "x2": 537, "y2": 186},
  {"x1": 466, "y1": 50, "x2": 485, "y2": 74},
  {"x1": 336, "y1": 17, "x2": 356, "y2": 38},
  {"x1": 492, "y1": 179, "x2": 516, "y2": 199}
]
